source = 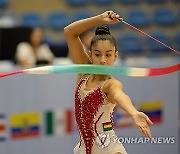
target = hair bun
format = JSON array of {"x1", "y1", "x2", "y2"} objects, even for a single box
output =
[{"x1": 95, "y1": 25, "x2": 111, "y2": 35}]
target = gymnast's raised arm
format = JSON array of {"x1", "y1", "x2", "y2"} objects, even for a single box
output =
[{"x1": 64, "y1": 11, "x2": 121, "y2": 64}]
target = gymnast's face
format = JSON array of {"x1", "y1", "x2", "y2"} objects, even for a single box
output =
[{"x1": 89, "y1": 40, "x2": 118, "y2": 65}]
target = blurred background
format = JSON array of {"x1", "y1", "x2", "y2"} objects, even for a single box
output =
[{"x1": 0, "y1": 0, "x2": 179, "y2": 154}]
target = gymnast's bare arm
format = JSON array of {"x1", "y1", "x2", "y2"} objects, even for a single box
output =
[
  {"x1": 64, "y1": 11, "x2": 120, "y2": 64},
  {"x1": 64, "y1": 17, "x2": 101, "y2": 64},
  {"x1": 105, "y1": 79, "x2": 153, "y2": 138},
  {"x1": 64, "y1": 11, "x2": 121, "y2": 83}
]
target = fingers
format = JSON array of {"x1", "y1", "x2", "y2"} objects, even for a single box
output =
[
  {"x1": 111, "y1": 12, "x2": 118, "y2": 19},
  {"x1": 142, "y1": 115, "x2": 152, "y2": 138},
  {"x1": 118, "y1": 18, "x2": 123, "y2": 22},
  {"x1": 146, "y1": 127, "x2": 152, "y2": 139},
  {"x1": 141, "y1": 112, "x2": 153, "y2": 125},
  {"x1": 146, "y1": 116, "x2": 153, "y2": 125},
  {"x1": 137, "y1": 113, "x2": 152, "y2": 138},
  {"x1": 139, "y1": 125, "x2": 152, "y2": 139},
  {"x1": 107, "y1": 11, "x2": 122, "y2": 21},
  {"x1": 132, "y1": 112, "x2": 153, "y2": 139},
  {"x1": 107, "y1": 11, "x2": 114, "y2": 16}
]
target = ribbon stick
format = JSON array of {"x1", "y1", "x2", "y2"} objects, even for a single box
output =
[
  {"x1": 120, "y1": 19, "x2": 180, "y2": 55},
  {"x1": 0, "y1": 64, "x2": 179, "y2": 78}
]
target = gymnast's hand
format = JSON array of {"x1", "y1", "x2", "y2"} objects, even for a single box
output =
[
  {"x1": 99, "y1": 11, "x2": 123, "y2": 24},
  {"x1": 132, "y1": 111, "x2": 153, "y2": 138}
]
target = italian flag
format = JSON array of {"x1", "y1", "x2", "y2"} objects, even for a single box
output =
[{"x1": 45, "y1": 108, "x2": 73, "y2": 135}]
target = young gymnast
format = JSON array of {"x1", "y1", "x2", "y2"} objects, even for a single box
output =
[{"x1": 64, "y1": 11, "x2": 153, "y2": 154}]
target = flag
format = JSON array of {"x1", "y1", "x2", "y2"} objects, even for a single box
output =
[
  {"x1": 10, "y1": 112, "x2": 40, "y2": 139},
  {"x1": 102, "y1": 122, "x2": 112, "y2": 131},
  {"x1": 0, "y1": 114, "x2": 6, "y2": 142},
  {"x1": 113, "y1": 107, "x2": 133, "y2": 129},
  {"x1": 45, "y1": 108, "x2": 73, "y2": 136},
  {"x1": 138, "y1": 100, "x2": 163, "y2": 124}
]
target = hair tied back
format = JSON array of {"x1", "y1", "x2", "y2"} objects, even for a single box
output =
[{"x1": 95, "y1": 25, "x2": 111, "y2": 35}]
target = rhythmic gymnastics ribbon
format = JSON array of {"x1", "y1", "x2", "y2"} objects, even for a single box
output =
[
  {"x1": 0, "y1": 64, "x2": 179, "y2": 78},
  {"x1": 119, "y1": 18, "x2": 180, "y2": 55}
]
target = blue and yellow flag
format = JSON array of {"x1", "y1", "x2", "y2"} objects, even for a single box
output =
[
  {"x1": 10, "y1": 112, "x2": 40, "y2": 139},
  {"x1": 139, "y1": 100, "x2": 163, "y2": 124}
]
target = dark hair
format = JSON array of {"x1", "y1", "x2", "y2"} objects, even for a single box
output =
[
  {"x1": 90, "y1": 25, "x2": 116, "y2": 50},
  {"x1": 28, "y1": 27, "x2": 44, "y2": 45}
]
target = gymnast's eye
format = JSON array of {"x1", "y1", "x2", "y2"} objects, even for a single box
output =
[
  {"x1": 106, "y1": 54, "x2": 112, "y2": 57},
  {"x1": 95, "y1": 54, "x2": 101, "y2": 57}
]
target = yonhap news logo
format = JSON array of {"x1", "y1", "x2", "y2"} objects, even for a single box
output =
[
  {"x1": 95, "y1": 133, "x2": 175, "y2": 148},
  {"x1": 113, "y1": 136, "x2": 175, "y2": 144}
]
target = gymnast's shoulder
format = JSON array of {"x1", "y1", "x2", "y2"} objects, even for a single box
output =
[{"x1": 104, "y1": 78, "x2": 123, "y2": 92}]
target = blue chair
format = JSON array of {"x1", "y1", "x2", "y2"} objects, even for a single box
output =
[
  {"x1": 0, "y1": 0, "x2": 7, "y2": 8},
  {"x1": 147, "y1": 32, "x2": 171, "y2": 52},
  {"x1": 73, "y1": 11, "x2": 93, "y2": 21},
  {"x1": 153, "y1": 8, "x2": 177, "y2": 26},
  {"x1": 175, "y1": 33, "x2": 180, "y2": 50},
  {"x1": 118, "y1": 0, "x2": 140, "y2": 4},
  {"x1": 126, "y1": 10, "x2": 150, "y2": 27},
  {"x1": 65, "y1": 0, "x2": 87, "y2": 6},
  {"x1": 146, "y1": 0, "x2": 165, "y2": 3},
  {"x1": 51, "y1": 38, "x2": 69, "y2": 57},
  {"x1": 92, "y1": 0, "x2": 114, "y2": 5},
  {"x1": 48, "y1": 12, "x2": 69, "y2": 29},
  {"x1": 117, "y1": 33, "x2": 144, "y2": 54},
  {"x1": 21, "y1": 12, "x2": 43, "y2": 27}
]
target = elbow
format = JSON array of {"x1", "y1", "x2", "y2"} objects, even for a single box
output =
[
  {"x1": 64, "y1": 26, "x2": 70, "y2": 36},
  {"x1": 64, "y1": 25, "x2": 74, "y2": 37},
  {"x1": 64, "y1": 26, "x2": 78, "y2": 38}
]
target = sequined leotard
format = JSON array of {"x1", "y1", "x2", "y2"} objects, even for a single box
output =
[{"x1": 74, "y1": 75, "x2": 127, "y2": 154}]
